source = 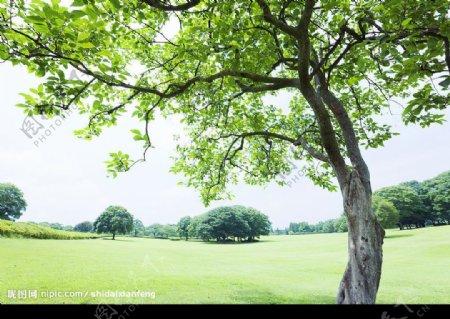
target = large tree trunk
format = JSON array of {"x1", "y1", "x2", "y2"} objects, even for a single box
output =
[{"x1": 336, "y1": 170, "x2": 385, "y2": 304}]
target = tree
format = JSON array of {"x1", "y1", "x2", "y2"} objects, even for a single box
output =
[
  {"x1": 146, "y1": 223, "x2": 163, "y2": 237},
  {"x1": 177, "y1": 216, "x2": 191, "y2": 240},
  {"x1": 131, "y1": 219, "x2": 145, "y2": 237},
  {"x1": 372, "y1": 197, "x2": 400, "y2": 229},
  {"x1": 237, "y1": 206, "x2": 271, "y2": 240},
  {"x1": 422, "y1": 171, "x2": 450, "y2": 224},
  {"x1": 0, "y1": 183, "x2": 27, "y2": 221},
  {"x1": 322, "y1": 220, "x2": 336, "y2": 233},
  {"x1": 93, "y1": 206, "x2": 134, "y2": 240},
  {"x1": 159, "y1": 224, "x2": 178, "y2": 238},
  {"x1": 74, "y1": 221, "x2": 94, "y2": 233},
  {"x1": 289, "y1": 222, "x2": 300, "y2": 233},
  {"x1": 2, "y1": 0, "x2": 448, "y2": 304},
  {"x1": 297, "y1": 222, "x2": 312, "y2": 233},
  {"x1": 334, "y1": 214, "x2": 348, "y2": 233},
  {"x1": 374, "y1": 186, "x2": 426, "y2": 229}
]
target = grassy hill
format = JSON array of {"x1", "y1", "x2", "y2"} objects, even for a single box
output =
[
  {"x1": 0, "y1": 220, "x2": 100, "y2": 239},
  {"x1": 0, "y1": 225, "x2": 449, "y2": 304}
]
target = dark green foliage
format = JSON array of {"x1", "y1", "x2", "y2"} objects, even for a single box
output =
[
  {"x1": 0, "y1": 183, "x2": 27, "y2": 221},
  {"x1": 188, "y1": 206, "x2": 271, "y2": 242},
  {"x1": 372, "y1": 197, "x2": 400, "y2": 229},
  {"x1": 177, "y1": 216, "x2": 191, "y2": 240},
  {"x1": 93, "y1": 205, "x2": 134, "y2": 240},
  {"x1": 131, "y1": 219, "x2": 145, "y2": 237},
  {"x1": 73, "y1": 221, "x2": 93, "y2": 233},
  {"x1": 146, "y1": 223, "x2": 177, "y2": 238},
  {"x1": 421, "y1": 171, "x2": 450, "y2": 224}
]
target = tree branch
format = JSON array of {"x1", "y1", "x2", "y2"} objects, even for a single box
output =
[
  {"x1": 140, "y1": 0, "x2": 201, "y2": 11},
  {"x1": 255, "y1": 0, "x2": 302, "y2": 38}
]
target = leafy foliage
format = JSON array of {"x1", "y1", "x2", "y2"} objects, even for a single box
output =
[
  {"x1": 372, "y1": 197, "x2": 400, "y2": 229},
  {"x1": 188, "y1": 206, "x2": 271, "y2": 242},
  {"x1": 0, "y1": 0, "x2": 447, "y2": 205},
  {"x1": 0, "y1": 220, "x2": 99, "y2": 239},
  {"x1": 93, "y1": 205, "x2": 134, "y2": 239},
  {"x1": 177, "y1": 216, "x2": 191, "y2": 240},
  {"x1": 73, "y1": 221, "x2": 94, "y2": 232},
  {"x1": 0, "y1": 183, "x2": 27, "y2": 221}
]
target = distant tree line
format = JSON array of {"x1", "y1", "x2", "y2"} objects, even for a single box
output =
[
  {"x1": 280, "y1": 171, "x2": 450, "y2": 233},
  {"x1": 275, "y1": 214, "x2": 348, "y2": 235},
  {"x1": 373, "y1": 171, "x2": 450, "y2": 229},
  {"x1": 178, "y1": 206, "x2": 271, "y2": 242}
]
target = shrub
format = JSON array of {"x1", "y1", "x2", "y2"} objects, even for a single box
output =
[{"x1": 0, "y1": 220, "x2": 101, "y2": 239}]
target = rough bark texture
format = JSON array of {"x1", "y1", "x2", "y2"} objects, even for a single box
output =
[{"x1": 336, "y1": 170, "x2": 385, "y2": 304}]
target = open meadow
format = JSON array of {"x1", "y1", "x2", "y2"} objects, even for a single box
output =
[{"x1": 0, "y1": 225, "x2": 449, "y2": 304}]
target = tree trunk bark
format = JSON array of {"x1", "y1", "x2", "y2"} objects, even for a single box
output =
[
  {"x1": 112, "y1": 233, "x2": 115, "y2": 240},
  {"x1": 336, "y1": 170, "x2": 385, "y2": 304}
]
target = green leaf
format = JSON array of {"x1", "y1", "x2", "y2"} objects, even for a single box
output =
[
  {"x1": 77, "y1": 32, "x2": 90, "y2": 42},
  {"x1": 77, "y1": 42, "x2": 95, "y2": 49},
  {"x1": 438, "y1": 77, "x2": 450, "y2": 89},
  {"x1": 401, "y1": 18, "x2": 412, "y2": 27},
  {"x1": 71, "y1": 0, "x2": 86, "y2": 6},
  {"x1": 71, "y1": 10, "x2": 87, "y2": 18}
]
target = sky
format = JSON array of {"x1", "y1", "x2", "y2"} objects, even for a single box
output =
[{"x1": 1, "y1": 63, "x2": 449, "y2": 229}]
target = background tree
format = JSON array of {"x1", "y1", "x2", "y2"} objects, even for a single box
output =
[
  {"x1": 372, "y1": 197, "x2": 400, "y2": 229},
  {"x1": 177, "y1": 216, "x2": 191, "y2": 240},
  {"x1": 74, "y1": 221, "x2": 94, "y2": 233},
  {"x1": 298, "y1": 222, "x2": 312, "y2": 233},
  {"x1": 158, "y1": 224, "x2": 178, "y2": 238},
  {"x1": 93, "y1": 206, "x2": 134, "y2": 240},
  {"x1": 334, "y1": 214, "x2": 348, "y2": 233},
  {"x1": 37, "y1": 222, "x2": 65, "y2": 230},
  {"x1": 422, "y1": 171, "x2": 450, "y2": 224},
  {"x1": 188, "y1": 206, "x2": 270, "y2": 241},
  {"x1": 146, "y1": 223, "x2": 163, "y2": 238},
  {"x1": 131, "y1": 219, "x2": 145, "y2": 237},
  {"x1": 0, "y1": 183, "x2": 27, "y2": 221},
  {"x1": 288, "y1": 222, "x2": 300, "y2": 234},
  {"x1": 1, "y1": 0, "x2": 448, "y2": 303},
  {"x1": 236, "y1": 206, "x2": 271, "y2": 241},
  {"x1": 374, "y1": 186, "x2": 427, "y2": 229}
]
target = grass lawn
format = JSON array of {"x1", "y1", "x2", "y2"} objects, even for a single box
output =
[{"x1": 0, "y1": 225, "x2": 449, "y2": 304}]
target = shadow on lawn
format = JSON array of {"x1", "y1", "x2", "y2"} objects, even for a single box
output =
[
  {"x1": 384, "y1": 233, "x2": 414, "y2": 239},
  {"x1": 201, "y1": 239, "x2": 272, "y2": 245}
]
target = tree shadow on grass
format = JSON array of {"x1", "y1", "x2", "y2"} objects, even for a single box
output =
[
  {"x1": 200, "y1": 239, "x2": 272, "y2": 245},
  {"x1": 384, "y1": 233, "x2": 414, "y2": 239},
  {"x1": 100, "y1": 237, "x2": 134, "y2": 242}
]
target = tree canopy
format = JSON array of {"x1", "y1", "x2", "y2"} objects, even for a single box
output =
[
  {"x1": 372, "y1": 196, "x2": 399, "y2": 229},
  {"x1": 0, "y1": 0, "x2": 448, "y2": 201},
  {"x1": 93, "y1": 205, "x2": 134, "y2": 239},
  {"x1": 0, "y1": 183, "x2": 27, "y2": 221},
  {"x1": 375, "y1": 171, "x2": 450, "y2": 228},
  {"x1": 73, "y1": 221, "x2": 93, "y2": 232},
  {"x1": 188, "y1": 206, "x2": 271, "y2": 242}
]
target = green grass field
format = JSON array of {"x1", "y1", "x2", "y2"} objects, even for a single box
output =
[{"x1": 0, "y1": 225, "x2": 449, "y2": 304}]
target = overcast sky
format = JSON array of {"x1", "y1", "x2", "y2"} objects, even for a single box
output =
[{"x1": 1, "y1": 63, "x2": 449, "y2": 229}]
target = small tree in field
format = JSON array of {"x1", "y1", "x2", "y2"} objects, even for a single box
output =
[
  {"x1": 0, "y1": 183, "x2": 27, "y2": 221},
  {"x1": 93, "y1": 206, "x2": 134, "y2": 240}
]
